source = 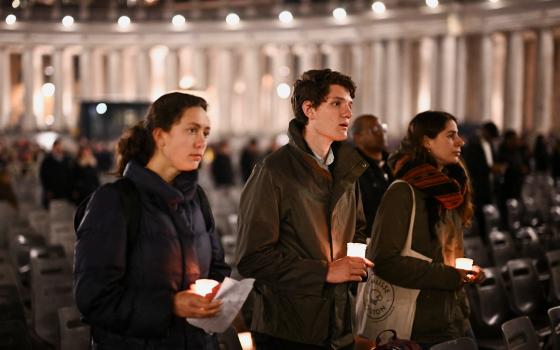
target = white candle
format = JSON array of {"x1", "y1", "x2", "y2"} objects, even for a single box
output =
[
  {"x1": 455, "y1": 258, "x2": 474, "y2": 270},
  {"x1": 193, "y1": 279, "x2": 219, "y2": 296},
  {"x1": 347, "y1": 243, "x2": 367, "y2": 258}
]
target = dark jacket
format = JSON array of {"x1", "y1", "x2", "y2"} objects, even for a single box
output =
[
  {"x1": 463, "y1": 137, "x2": 495, "y2": 206},
  {"x1": 369, "y1": 182, "x2": 468, "y2": 343},
  {"x1": 39, "y1": 152, "x2": 73, "y2": 207},
  {"x1": 235, "y1": 119, "x2": 368, "y2": 349},
  {"x1": 71, "y1": 163, "x2": 100, "y2": 205},
  {"x1": 356, "y1": 149, "x2": 391, "y2": 236},
  {"x1": 74, "y1": 161, "x2": 231, "y2": 350}
]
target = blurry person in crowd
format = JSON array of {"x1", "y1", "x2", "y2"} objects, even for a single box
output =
[
  {"x1": 365, "y1": 111, "x2": 484, "y2": 349},
  {"x1": 351, "y1": 114, "x2": 392, "y2": 236},
  {"x1": 463, "y1": 121, "x2": 503, "y2": 238},
  {"x1": 0, "y1": 166, "x2": 17, "y2": 209},
  {"x1": 74, "y1": 92, "x2": 231, "y2": 350},
  {"x1": 533, "y1": 134, "x2": 550, "y2": 173},
  {"x1": 93, "y1": 141, "x2": 114, "y2": 173},
  {"x1": 496, "y1": 130, "x2": 528, "y2": 227},
  {"x1": 240, "y1": 138, "x2": 261, "y2": 183},
  {"x1": 211, "y1": 139, "x2": 235, "y2": 188},
  {"x1": 39, "y1": 138, "x2": 73, "y2": 208},
  {"x1": 71, "y1": 145, "x2": 100, "y2": 205},
  {"x1": 235, "y1": 69, "x2": 373, "y2": 350},
  {"x1": 552, "y1": 135, "x2": 560, "y2": 185}
]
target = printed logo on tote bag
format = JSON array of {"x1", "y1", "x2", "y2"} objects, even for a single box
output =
[{"x1": 365, "y1": 275, "x2": 394, "y2": 320}]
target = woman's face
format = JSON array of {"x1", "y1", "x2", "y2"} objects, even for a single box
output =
[
  {"x1": 158, "y1": 106, "x2": 210, "y2": 172},
  {"x1": 423, "y1": 120, "x2": 464, "y2": 168}
]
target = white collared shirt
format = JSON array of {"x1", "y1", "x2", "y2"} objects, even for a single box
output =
[{"x1": 310, "y1": 147, "x2": 334, "y2": 171}]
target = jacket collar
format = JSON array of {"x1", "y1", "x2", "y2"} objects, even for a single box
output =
[
  {"x1": 287, "y1": 119, "x2": 367, "y2": 181},
  {"x1": 123, "y1": 161, "x2": 198, "y2": 206}
]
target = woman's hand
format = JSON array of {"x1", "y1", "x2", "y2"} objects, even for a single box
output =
[
  {"x1": 172, "y1": 290, "x2": 222, "y2": 318},
  {"x1": 456, "y1": 265, "x2": 485, "y2": 285}
]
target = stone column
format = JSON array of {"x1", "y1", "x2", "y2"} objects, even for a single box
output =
[
  {"x1": 385, "y1": 39, "x2": 401, "y2": 132},
  {"x1": 52, "y1": 47, "x2": 66, "y2": 131},
  {"x1": 90, "y1": 48, "x2": 104, "y2": 100},
  {"x1": 217, "y1": 47, "x2": 234, "y2": 134},
  {"x1": 106, "y1": 48, "x2": 123, "y2": 99},
  {"x1": 136, "y1": 46, "x2": 151, "y2": 100},
  {"x1": 399, "y1": 40, "x2": 413, "y2": 138},
  {"x1": 242, "y1": 46, "x2": 261, "y2": 134},
  {"x1": 271, "y1": 45, "x2": 291, "y2": 133},
  {"x1": 371, "y1": 41, "x2": 385, "y2": 117},
  {"x1": 351, "y1": 43, "x2": 365, "y2": 116},
  {"x1": 503, "y1": 31, "x2": 524, "y2": 133},
  {"x1": 165, "y1": 47, "x2": 179, "y2": 92},
  {"x1": 21, "y1": 46, "x2": 39, "y2": 131},
  {"x1": 121, "y1": 47, "x2": 137, "y2": 100},
  {"x1": 79, "y1": 46, "x2": 92, "y2": 100},
  {"x1": 418, "y1": 37, "x2": 436, "y2": 112},
  {"x1": 293, "y1": 44, "x2": 318, "y2": 75},
  {"x1": 533, "y1": 29, "x2": 553, "y2": 135},
  {"x1": 480, "y1": 34, "x2": 493, "y2": 120},
  {"x1": 322, "y1": 43, "x2": 343, "y2": 72},
  {"x1": 191, "y1": 47, "x2": 207, "y2": 90},
  {"x1": 455, "y1": 36, "x2": 467, "y2": 122},
  {"x1": 440, "y1": 35, "x2": 457, "y2": 113},
  {"x1": 0, "y1": 47, "x2": 11, "y2": 129}
]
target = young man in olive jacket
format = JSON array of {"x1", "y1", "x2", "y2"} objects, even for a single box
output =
[{"x1": 235, "y1": 69, "x2": 373, "y2": 350}]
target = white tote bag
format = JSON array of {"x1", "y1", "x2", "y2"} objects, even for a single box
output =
[{"x1": 355, "y1": 180, "x2": 432, "y2": 340}]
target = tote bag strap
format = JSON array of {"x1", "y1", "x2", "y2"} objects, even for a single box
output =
[{"x1": 388, "y1": 179, "x2": 416, "y2": 253}]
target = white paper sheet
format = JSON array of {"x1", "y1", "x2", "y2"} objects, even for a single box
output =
[{"x1": 186, "y1": 277, "x2": 255, "y2": 333}]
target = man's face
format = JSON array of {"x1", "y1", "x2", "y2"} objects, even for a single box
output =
[
  {"x1": 305, "y1": 84, "x2": 353, "y2": 142},
  {"x1": 355, "y1": 117, "x2": 386, "y2": 153}
]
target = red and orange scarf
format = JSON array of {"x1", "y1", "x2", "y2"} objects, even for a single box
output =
[{"x1": 392, "y1": 155, "x2": 467, "y2": 210}]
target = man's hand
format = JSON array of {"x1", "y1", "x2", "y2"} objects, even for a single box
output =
[
  {"x1": 326, "y1": 256, "x2": 374, "y2": 283},
  {"x1": 172, "y1": 290, "x2": 222, "y2": 318}
]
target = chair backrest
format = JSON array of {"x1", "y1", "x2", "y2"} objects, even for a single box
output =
[
  {"x1": 547, "y1": 250, "x2": 560, "y2": 303},
  {"x1": 429, "y1": 337, "x2": 477, "y2": 350},
  {"x1": 0, "y1": 319, "x2": 32, "y2": 350},
  {"x1": 515, "y1": 227, "x2": 544, "y2": 261},
  {"x1": 32, "y1": 281, "x2": 74, "y2": 345},
  {"x1": 28, "y1": 209, "x2": 50, "y2": 238},
  {"x1": 57, "y1": 305, "x2": 90, "y2": 350},
  {"x1": 489, "y1": 230, "x2": 517, "y2": 267},
  {"x1": 506, "y1": 199, "x2": 523, "y2": 231},
  {"x1": 501, "y1": 316, "x2": 540, "y2": 350},
  {"x1": 483, "y1": 204, "x2": 501, "y2": 234},
  {"x1": 464, "y1": 237, "x2": 492, "y2": 267},
  {"x1": 217, "y1": 326, "x2": 243, "y2": 350},
  {"x1": 30, "y1": 256, "x2": 71, "y2": 290},
  {"x1": 0, "y1": 285, "x2": 26, "y2": 323},
  {"x1": 506, "y1": 258, "x2": 546, "y2": 316},
  {"x1": 469, "y1": 267, "x2": 512, "y2": 330},
  {"x1": 548, "y1": 306, "x2": 560, "y2": 350}
]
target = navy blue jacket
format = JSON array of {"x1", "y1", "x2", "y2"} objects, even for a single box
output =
[{"x1": 74, "y1": 161, "x2": 231, "y2": 349}]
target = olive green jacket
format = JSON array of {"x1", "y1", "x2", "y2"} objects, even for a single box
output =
[
  {"x1": 368, "y1": 181, "x2": 470, "y2": 343},
  {"x1": 235, "y1": 119, "x2": 368, "y2": 348}
]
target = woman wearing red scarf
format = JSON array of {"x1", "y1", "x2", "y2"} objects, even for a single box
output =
[{"x1": 367, "y1": 111, "x2": 484, "y2": 349}]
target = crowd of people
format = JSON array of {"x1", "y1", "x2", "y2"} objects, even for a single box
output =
[{"x1": 1, "y1": 68, "x2": 560, "y2": 350}]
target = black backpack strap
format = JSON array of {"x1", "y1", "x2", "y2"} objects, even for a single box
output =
[
  {"x1": 195, "y1": 185, "x2": 214, "y2": 232},
  {"x1": 113, "y1": 177, "x2": 141, "y2": 252}
]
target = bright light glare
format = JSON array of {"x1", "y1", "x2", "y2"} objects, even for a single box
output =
[
  {"x1": 11, "y1": 0, "x2": 20, "y2": 9},
  {"x1": 489, "y1": 0, "x2": 499, "y2": 2},
  {"x1": 372, "y1": 1, "x2": 386, "y2": 14},
  {"x1": 172, "y1": 14, "x2": 186, "y2": 27},
  {"x1": 179, "y1": 76, "x2": 195, "y2": 89},
  {"x1": 62, "y1": 15, "x2": 74, "y2": 27},
  {"x1": 96, "y1": 103, "x2": 108, "y2": 115},
  {"x1": 276, "y1": 83, "x2": 291, "y2": 99},
  {"x1": 332, "y1": 8, "x2": 347, "y2": 20},
  {"x1": 117, "y1": 16, "x2": 131, "y2": 28},
  {"x1": 225, "y1": 13, "x2": 240, "y2": 25},
  {"x1": 45, "y1": 115, "x2": 54, "y2": 126},
  {"x1": 41, "y1": 83, "x2": 55, "y2": 97},
  {"x1": 5, "y1": 14, "x2": 16, "y2": 25},
  {"x1": 278, "y1": 10, "x2": 293, "y2": 24},
  {"x1": 426, "y1": 0, "x2": 439, "y2": 8}
]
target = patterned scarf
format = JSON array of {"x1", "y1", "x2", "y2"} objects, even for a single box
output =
[{"x1": 392, "y1": 155, "x2": 467, "y2": 210}]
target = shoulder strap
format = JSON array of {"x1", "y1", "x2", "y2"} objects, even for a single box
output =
[
  {"x1": 113, "y1": 177, "x2": 141, "y2": 251},
  {"x1": 390, "y1": 179, "x2": 416, "y2": 252},
  {"x1": 195, "y1": 185, "x2": 214, "y2": 232}
]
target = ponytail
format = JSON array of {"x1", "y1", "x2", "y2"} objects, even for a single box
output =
[{"x1": 115, "y1": 121, "x2": 154, "y2": 176}]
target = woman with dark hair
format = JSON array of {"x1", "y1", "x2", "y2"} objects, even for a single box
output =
[
  {"x1": 74, "y1": 92, "x2": 231, "y2": 350},
  {"x1": 365, "y1": 111, "x2": 484, "y2": 348}
]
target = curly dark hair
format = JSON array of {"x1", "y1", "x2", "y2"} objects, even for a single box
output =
[
  {"x1": 115, "y1": 92, "x2": 208, "y2": 176},
  {"x1": 290, "y1": 69, "x2": 356, "y2": 126}
]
